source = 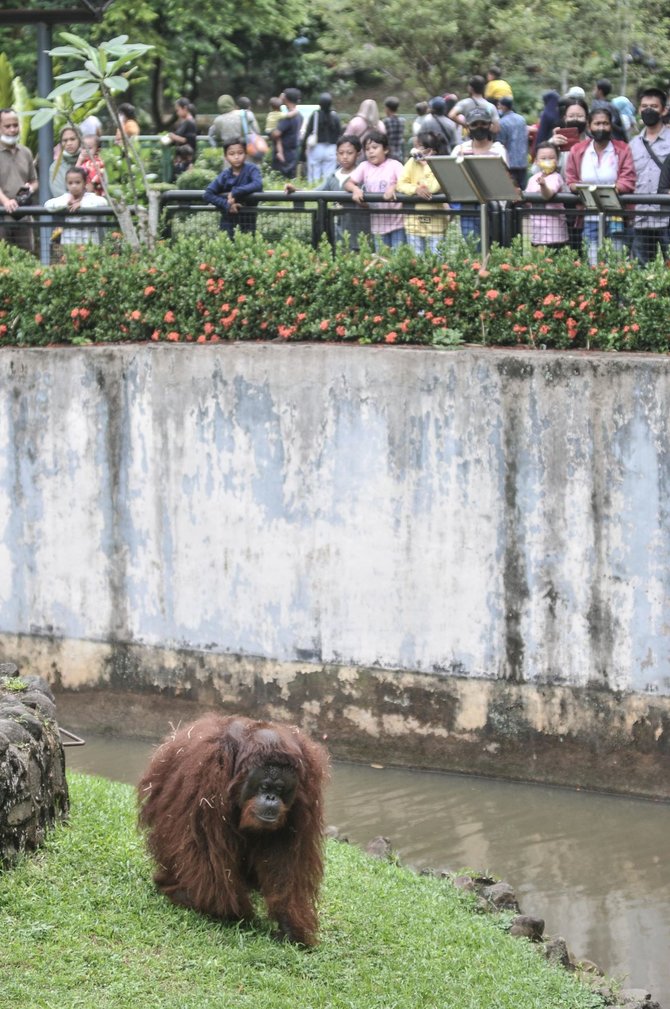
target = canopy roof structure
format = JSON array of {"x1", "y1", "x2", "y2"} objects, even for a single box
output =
[{"x1": 0, "y1": 2, "x2": 114, "y2": 26}]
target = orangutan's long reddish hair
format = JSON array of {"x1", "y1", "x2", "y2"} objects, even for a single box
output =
[{"x1": 137, "y1": 713, "x2": 329, "y2": 946}]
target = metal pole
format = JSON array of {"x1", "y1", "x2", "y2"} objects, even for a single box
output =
[
  {"x1": 36, "y1": 21, "x2": 53, "y2": 264},
  {"x1": 480, "y1": 200, "x2": 489, "y2": 260}
]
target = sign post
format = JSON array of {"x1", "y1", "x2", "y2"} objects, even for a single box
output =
[{"x1": 427, "y1": 156, "x2": 519, "y2": 259}]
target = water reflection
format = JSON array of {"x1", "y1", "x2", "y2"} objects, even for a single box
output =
[{"x1": 65, "y1": 734, "x2": 669, "y2": 1005}]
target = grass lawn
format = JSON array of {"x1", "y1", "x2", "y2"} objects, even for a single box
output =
[{"x1": 0, "y1": 773, "x2": 605, "y2": 1009}]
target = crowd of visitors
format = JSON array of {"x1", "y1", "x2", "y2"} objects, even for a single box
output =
[{"x1": 2, "y1": 70, "x2": 670, "y2": 263}]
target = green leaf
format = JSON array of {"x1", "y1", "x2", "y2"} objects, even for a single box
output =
[
  {"x1": 54, "y1": 70, "x2": 94, "y2": 81},
  {"x1": 30, "y1": 107, "x2": 58, "y2": 130},
  {"x1": 58, "y1": 32, "x2": 96, "y2": 59},
  {"x1": 104, "y1": 76, "x2": 130, "y2": 92},
  {"x1": 71, "y1": 82, "x2": 101, "y2": 103},
  {"x1": 100, "y1": 35, "x2": 130, "y2": 50},
  {"x1": 48, "y1": 81, "x2": 81, "y2": 99},
  {"x1": 84, "y1": 60, "x2": 104, "y2": 79},
  {"x1": 47, "y1": 46, "x2": 83, "y2": 58}
]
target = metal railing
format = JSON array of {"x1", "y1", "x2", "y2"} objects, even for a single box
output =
[{"x1": 3, "y1": 191, "x2": 670, "y2": 264}]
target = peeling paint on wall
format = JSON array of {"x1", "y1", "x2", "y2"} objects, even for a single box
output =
[{"x1": 1, "y1": 345, "x2": 670, "y2": 794}]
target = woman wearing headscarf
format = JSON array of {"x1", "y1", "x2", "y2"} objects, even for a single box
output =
[
  {"x1": 209, "y1": 95, "x2": 244, "y2": 148},
  {"x1": 345, "y1": 99, "x2": 386, "y2": 145},
  {"x1": 534, "y1": 90, "x2": 561, "y2": 150},
  {"x1": 49, "y1": 125, "x2": 83, "y2": 197},
  {"x1": 611, "y1": 96, "x2": 636, "y2": 139},
  {"x1": 301, "y1": 92, "x2": 342, "y2": 182}
]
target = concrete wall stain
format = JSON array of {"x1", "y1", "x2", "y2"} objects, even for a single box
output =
[{"x1": 1, "y1": 345, "x2": 670, "y2": 796}]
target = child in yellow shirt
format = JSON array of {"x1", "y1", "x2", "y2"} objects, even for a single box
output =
[{"x1": 396, "y1": 129, "x2": 450, "y2": 254}]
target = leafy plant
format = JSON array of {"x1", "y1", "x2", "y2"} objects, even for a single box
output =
[
  {"x1": 1, "y1": 233, "x2": 669, "y2": 351},
  {"x1": 29, "y1": 33, "x2": 155, "y2": 249},
  {"x1": 0, "y1": 52, "x2": 35, "y2": 149}
]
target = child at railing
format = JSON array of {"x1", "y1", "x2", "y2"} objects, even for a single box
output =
[
  {"x1": 44, "y1": 166, "x2": 108, "y2": 247},
  {"x1": 396, "y1": 129, "x2": 451, "y2": 254},
  {"x1": 344, "y1": 131, "x2": 405, "y2": 249},
  {"x1": 524, "y1": 142, "x2": 568, "y2": 249},
  {"x1": 203, "y1": 137, "x2": 263, "y2": 238},
  {"x1": 285, "y1": 134, "x2": 366, "y2": 248}
]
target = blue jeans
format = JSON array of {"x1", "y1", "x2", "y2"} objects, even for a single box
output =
[
  {"x1": 583, "y1": 216, "x2": 625, "y2": 264},
  {"x1": 406, "y1": 232, "x2": 444, "y2": 254},
  {"x1": 374, "y1": 228, "x2": 406, "y2": 251}
]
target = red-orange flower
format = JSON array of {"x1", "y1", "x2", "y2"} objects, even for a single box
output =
[
  {"x1": 164, "y1": 310, "x2": 176, "y2": 323},
  {"x1": 144, "y1": 285, "x2": 156, "y2": 297},
  {"x1": 385, "y1": 331, "x2": 398, "y2": 343}
]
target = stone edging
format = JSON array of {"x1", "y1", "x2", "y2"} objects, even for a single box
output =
[
  {"x1": 0, "y1": 663, "x2": 69, "y2": 866},
  {"x1": 326, "y1": 828, "x2": 663, "y2": 1009}
]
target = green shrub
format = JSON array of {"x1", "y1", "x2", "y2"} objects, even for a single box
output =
[{"x1": 0, "y1": 233, "x2": 668, "y2": 351}]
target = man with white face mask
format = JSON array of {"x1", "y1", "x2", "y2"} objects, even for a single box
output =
[{"x1": 0, "y1": 108, "x2": 38, "y2": 253}]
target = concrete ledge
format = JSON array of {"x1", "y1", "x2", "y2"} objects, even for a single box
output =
[{"x1": 6, "y1": 634, "x2": 665, "y2": 798}]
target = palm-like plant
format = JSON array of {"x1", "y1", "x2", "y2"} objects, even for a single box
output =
[{"x1": 31, "y1": 33, "x2": 156, "y2": 248}]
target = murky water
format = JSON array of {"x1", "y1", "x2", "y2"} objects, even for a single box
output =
[{"x1": 65, "y1": 732, "x2": 669, "y2": 1006}]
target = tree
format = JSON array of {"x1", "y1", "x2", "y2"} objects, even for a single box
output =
[
  {"x1": 31, "y1": 33, "x2": 156, "y2": 249},
  {"x1": 308, "y1": 0, "x2": 670, "y2": 104},
  {"x1": 90, "y1": 0, "x2": 310, "y2": 124}
]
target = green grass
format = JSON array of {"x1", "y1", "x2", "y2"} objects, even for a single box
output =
[{"x1": 0, "y1": 773, "x2": 604, "y2": 1009}]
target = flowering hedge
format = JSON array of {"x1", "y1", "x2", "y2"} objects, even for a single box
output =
[{"x1": 1, "y1": 234, "x2": 669, "y2": 352}]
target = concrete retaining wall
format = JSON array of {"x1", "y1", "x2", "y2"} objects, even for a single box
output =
[{"x1": 1, "y1": 345, "x2": 669, "y2": 796}]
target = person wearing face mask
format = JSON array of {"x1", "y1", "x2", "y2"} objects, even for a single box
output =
[
  {"x1": 451, "y1": 107, "x2": 508, "y2": 244},
  {"x1": 551, "y1": 98, "x2": 589, "y2": 248},
  {"x1": 629, "y1": 88, "x2": 670, "y2": 264},
  {"x1": 0, "y1": 107, "x2": 38, "y2": 254},
  {"x1": 525, "y1": 141, "x2": 568, "y2": 248},
  {"x1": 552, "y1": 98, "x2": 589, "y2": 164},
  {"x1": 565, "y1": 106, "x2": 636, "y2": 263}
]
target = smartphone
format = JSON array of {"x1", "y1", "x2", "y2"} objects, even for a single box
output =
[{"x1": 554, "y1": 127, "x2": 580, "y2": 150}]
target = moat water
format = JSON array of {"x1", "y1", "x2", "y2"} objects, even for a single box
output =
[{"x1": 65, "y1": 732, "x2": 669, "y2": 1006}]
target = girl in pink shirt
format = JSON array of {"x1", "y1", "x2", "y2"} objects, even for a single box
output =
[
  {"x1": 345, "y1": 132, "x2": 405, "y2": 248},
  {"x1": 525, "y1": 141, "x2": 568, "y2": 248}
]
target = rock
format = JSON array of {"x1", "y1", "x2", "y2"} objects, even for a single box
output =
[
  {"x1": 482, "y1": 881, "x2": 520, "y2": 911},
  {"x1": 1, "y1": 708, "x2": 44, "y2": 741},
  {"x1": 509, "y1": 915, "x2": 544, "y2": 941},
  {"x1": 451, "y1": 874, "x2": 476, "y2": 892},
  {"x1": 616, "y1": 989, "x2": 661, "y2": 1009},
  {"x1": 0, "y1": 719, "x2": 33, "y2": 745},
  {"x1": 0, "y1": 689, "x2": 69, "y2": 866},
  {"x1": 543, "y1": 936, "x2": 573, "y2": 969},
  {"x1": 16, "y1": 691, "x2": 57, "y2": 721},
  {"x1": 7, "y1": 799, "x2": 33, "y2": 826},
  {"x1": 575, "y1": 959, "x2": 603, "y2": 975},
  {"x1": 16, "y1": 676, "x2": 55, "y2": 701},
  {"x1": 365, "y1": 836, "x2": 393, "y2": 860},
  {"x1": 325, "y1": 825, "x2": 349, "y2": 843}
]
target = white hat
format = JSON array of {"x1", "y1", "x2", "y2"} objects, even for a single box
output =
[{"x1": 566, "y1": 86, "x2": 586, "y2": 100}]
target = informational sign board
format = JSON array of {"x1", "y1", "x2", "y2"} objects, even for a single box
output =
[
  {"x1": 573, "y1": 184, "x2": 622, "y2": 212},
  {"x1": 428, "y1": 156, "x2": 519, "y2": 203}
]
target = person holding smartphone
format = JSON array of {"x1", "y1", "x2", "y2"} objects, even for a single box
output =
[{"x1": 565, "y1": 106, "x2": 636, "y2": 263}]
